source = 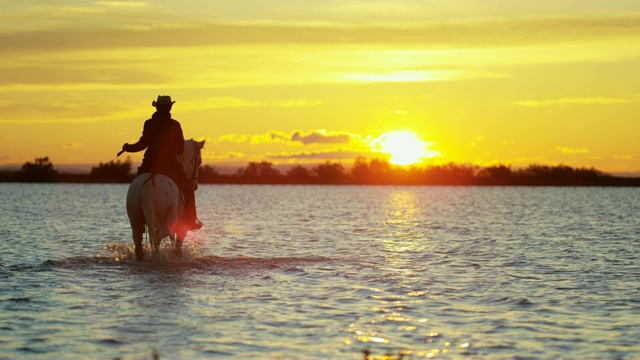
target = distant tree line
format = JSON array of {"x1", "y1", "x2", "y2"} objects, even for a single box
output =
[
  {"x1": 206, "y1": 158, "x2": 639, "y2": 186},
  {"x1": 0, "y1": 156, "x2": 134, "y2": 183},
  {"x1": 1, "y1": 156, "x2": 639, "y2": 186},
  {"x1": 16, "y1": 157, "x2": 58, "y2": 182}
]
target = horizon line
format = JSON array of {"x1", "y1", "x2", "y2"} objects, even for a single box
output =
[{"x1": 1, "y1": 161, "x2": 639, "y2": 178}]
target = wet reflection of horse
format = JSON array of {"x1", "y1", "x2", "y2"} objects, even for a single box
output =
[{"x1": 126, "y1": 139, "x2": 205, "y2": 261}]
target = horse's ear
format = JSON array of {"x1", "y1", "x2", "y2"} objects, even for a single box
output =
[{"x1": 196, "y1": 140, "x2": 205, "y2": 149}]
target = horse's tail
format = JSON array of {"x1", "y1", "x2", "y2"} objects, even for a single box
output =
[{"x1": 141, "y1": 174, "x2": 160, "y2": 252}]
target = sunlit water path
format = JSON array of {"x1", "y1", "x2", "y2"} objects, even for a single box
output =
[{"x1": 1, "y1": 184, "x2": 639, "y2": 359}]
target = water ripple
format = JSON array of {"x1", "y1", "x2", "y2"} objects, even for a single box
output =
[{"x1": 0, "y1": 185, "x2": 639, "y2": 358}]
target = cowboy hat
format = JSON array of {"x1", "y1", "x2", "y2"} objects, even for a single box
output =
[{"x1": 152, "y1": 95, "x2": 176, "y2": 107}]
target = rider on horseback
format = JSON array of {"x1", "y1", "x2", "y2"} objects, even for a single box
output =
[{"x1": 120, "y1": 95, "x2": 202, "y2": 231}]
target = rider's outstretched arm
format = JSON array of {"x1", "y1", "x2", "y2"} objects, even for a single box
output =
[{"x1": 122, "y1": 121, "x2": 152, "y2": 153}]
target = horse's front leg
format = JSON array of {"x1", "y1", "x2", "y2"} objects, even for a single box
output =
[
  {"x1": 174, "y1": 228, "x2": 187, "y2": 258},
  {"x1": 175, "y1": 233, "x2": 186, "y2": 257}
]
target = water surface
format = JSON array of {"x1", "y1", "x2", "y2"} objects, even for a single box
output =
[{"x1": 1, "y1": 184, "x2": 639, "y2": 359}]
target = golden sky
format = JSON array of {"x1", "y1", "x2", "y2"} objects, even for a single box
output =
[{"x1": 1, "y1": 0, "x2": 640, "y2": 174}]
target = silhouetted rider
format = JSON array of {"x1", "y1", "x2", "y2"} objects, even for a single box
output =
[{"x1": 121, "y1": 95, "x2": 202, "y2": 231}]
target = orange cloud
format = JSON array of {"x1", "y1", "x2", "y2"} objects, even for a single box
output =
[
  {"x1": 63, "y1": 142, "x2": 84, "y2": 149},
  {"x1": 217, "y1": 134, "x2": 248, "y2": 144},
  {"x1": 557, "y1": 146, "x2": 589, "y2": 154},
  {"x1": 182, "y1": 98, "x2": 322, "y2": 111},
  {"x1": 613, "y1": 154, "x2": 638, "y2": 160},
  {"x1": 203, "y1": 150, "x2": 247, "y2": 161},
  {"x1": 94, "y1": 1, "x2": 149, "y2": 7},
  {"x1": 3, "y1": 15, "x2": 640, "y2": 54},
  {"x1": 515, "y1": 97, "x2": 632, "y2": 107}
]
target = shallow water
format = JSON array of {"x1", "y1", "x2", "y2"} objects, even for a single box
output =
[{"x1": 1, "y1": 184, "x2": 639, "y2": 359}]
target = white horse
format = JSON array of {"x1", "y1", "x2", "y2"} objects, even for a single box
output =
[{"x1": 126, "y1": 139, "x2": 205, "y2": 261}]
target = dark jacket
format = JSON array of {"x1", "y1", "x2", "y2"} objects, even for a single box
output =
[{"x1": 125, "y1": 111, "x2": 184, "y2": 174}]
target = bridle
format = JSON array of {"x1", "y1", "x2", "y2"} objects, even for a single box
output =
[{"x1": 187, "y1": 148, "x2": 202, "y2": 190}]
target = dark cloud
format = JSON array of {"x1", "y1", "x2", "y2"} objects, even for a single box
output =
[
  {"x1": 269, "y1": 131, "x2": 290, "y2": 142},
  {"x1": 262, "y1": 130, "x2": 353, "y2": 145},
  {"x1": 290, "y1": 131, "x2": 350, "y2": 145},
  {"x1": 268, "y1": 149, "x2": 365, "y2": 160}
]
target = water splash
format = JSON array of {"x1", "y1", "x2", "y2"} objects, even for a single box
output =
[
  {"x1": 104, "y1": 240, "x2": 208, "y2": 264},
  {"x1": 40, "y1": 240, "x2": 332, "y2": 273}
]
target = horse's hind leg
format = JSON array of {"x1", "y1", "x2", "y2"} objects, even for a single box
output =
[
  {"x1": 132, "y1": 225, "x2": 145, "y2": 262},
  {"x1": 175, "y1": 241, "x2": 182, "y2": 258},
  {"x1": 150, "y1": 229, "x2": 162, "y2": 262}
]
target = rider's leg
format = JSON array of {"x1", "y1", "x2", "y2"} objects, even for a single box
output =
[
  {"x1": 183, "y1": 187, "x2": 201, "y2": 230},
  {"x1": 173, "y1": 171, "x2": 202, "y2": 231}
]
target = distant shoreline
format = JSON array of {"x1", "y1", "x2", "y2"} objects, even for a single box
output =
[
  {"x1": 2, "y1": 172, "x2": 639, "y2": 187},
  {"x1": 4, "y1": 158, "x2": 640, "y2": 186}
]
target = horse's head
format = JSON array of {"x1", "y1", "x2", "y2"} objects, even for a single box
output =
[{"x1": 178, "y1": 139, "x2": 205, "y2": 190}]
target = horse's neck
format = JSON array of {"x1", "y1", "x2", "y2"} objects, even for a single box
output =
[{"x1": 177, "y1": 142, "x2": 193, "y2": 173}]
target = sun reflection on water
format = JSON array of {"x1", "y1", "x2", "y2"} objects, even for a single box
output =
[
  {"x1": 341, "y1": 189, "x2": 478, "y2": 357},
  {"x1": 381, "y1": 190, "x2": 427, "y2": 252}
]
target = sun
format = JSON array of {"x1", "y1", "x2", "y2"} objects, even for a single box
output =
[{"x1": 376, "y1": 130, "x2": 433, "y2": 166}]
